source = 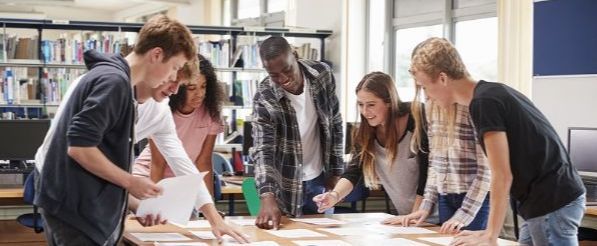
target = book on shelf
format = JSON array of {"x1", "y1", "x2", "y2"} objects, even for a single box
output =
[
  {"x1": 1, "y1": 67, "x2": 83, "y2": 105},
  {"x1": 198, "y1": 40, "x2": 230, "y2": 68},
  {"x1": 293, "y1": 43, "x2": 319, "y2": 60}
]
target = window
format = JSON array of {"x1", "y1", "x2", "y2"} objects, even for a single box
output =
[
  {"x1": 367, "y1": 0, "x2": 386, "y2": 72},
  {"x1": 267, "y1": 0, "x2": 287, "y2": 13},
  {"x1": 237, "y1": 0, "x2": 260, "y2": 19},
  {"x1": 455, "y1": 17, "x2": 498, "y2": 81},
  {"x1": 394, "y1": 25, "x2": 442, "y2": 101}
]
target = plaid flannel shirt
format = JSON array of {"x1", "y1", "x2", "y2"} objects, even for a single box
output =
[
  {"x1": 250, "y1": 59, "x2": 344, "y2": 216},
  {"x1": 419, "y1": 103, "x2": 491, "y2": 226}
]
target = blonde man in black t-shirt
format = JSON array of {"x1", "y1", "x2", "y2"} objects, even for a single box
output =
[{"x1": 408, "y1": 37, "x2": 585, "y2": 246}]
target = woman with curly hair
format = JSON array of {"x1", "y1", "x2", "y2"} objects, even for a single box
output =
[{"x1": 133, "y1": 54, "x2": 225, "y2": 196}]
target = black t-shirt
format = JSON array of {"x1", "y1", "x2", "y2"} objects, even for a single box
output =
[{"x1": 470, "y1": 80, "x2": 585, "y2": 219}]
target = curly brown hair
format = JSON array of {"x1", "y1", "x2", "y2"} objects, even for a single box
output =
[{"x1": 168, "y1": 54, "x2": 224, "y2": 120}]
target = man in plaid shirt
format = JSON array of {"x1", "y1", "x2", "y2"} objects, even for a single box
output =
[{"x1": 250, "y1": 37, "x2": 344, "y2": 230}]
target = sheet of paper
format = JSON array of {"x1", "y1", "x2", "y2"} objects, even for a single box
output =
[
  {"x1": 136, "y1": 173, "x2": 206, "y2": 225},
  {"x1": 292, "y1": 240, "x2": 353, "y2": 246},
  {"x1": 316, "y1": 228, "x2": 367, "y2": 236},
  {"x1": 225, "y1": 241, "x2": 280, "y2": 246},
  {"x1": 130, "y1": 233, "x2": 191, "y2": 242},
  {"x1": 171, "y1": 220, "x2": 211, "y2": 229},
  {"x1": 290, "y1": 218, "x2": 347, "y2": 225},
  {"x1": 228, "y1": 218, "x2": 257, "y2": 226},
  {"x1": 418, "y1": 237, "x2": 519, "y2": 246},
  {"x1": 366, "y1": 224, "x2": 437, "y2": 234},
  {"x1": 189, "y1": 231, "x2": 252, "y2": 242},
  {"x1": 155, "y1": 243, "x2": 208, "y2": 246},
  {"x1": 380, "y1": 238, "x2": 429, "y2": 246},
  {"x1": 265, "y1": 229, "x2": 327, "y2": 238}
]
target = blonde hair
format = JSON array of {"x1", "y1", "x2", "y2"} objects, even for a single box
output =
[
  {"x1": 410, "y1": 37, "x2": 469, "y2": 151},
  {"x1": 353, "y1": 72, "x2": 408, "y2": 189}
]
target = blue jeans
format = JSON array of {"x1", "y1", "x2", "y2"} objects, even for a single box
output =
[
  {"x1": 438, "y1": 193, "x2": 490, "y2": 230},
  {"x1": 518, "y1": 194, "x2": 585, "y2": 246},
  {"x1": 302, "y1": 172, "x2": 327, "y2": 215}
]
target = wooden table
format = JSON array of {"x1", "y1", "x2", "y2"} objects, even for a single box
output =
[
  {"x1": 586, "y1": 206, "x2": 597, "y2": 217},
  {"x1": 123, "y1": 213, "x2": 519, "y2": 246},
  {"x1": 0, "y1": 187, "x2": 23, "y2": 198}
]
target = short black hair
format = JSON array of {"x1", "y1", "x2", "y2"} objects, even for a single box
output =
[{"x1": 259, "y1": 36, "x2": 293, "y2": 61}]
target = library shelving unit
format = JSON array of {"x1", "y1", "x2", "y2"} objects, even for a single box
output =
[{"x1": 0, "y1": 18, "x2": 332, "y2": 160}]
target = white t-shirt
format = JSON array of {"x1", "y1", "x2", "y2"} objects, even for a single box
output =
[{"x1": 284, "y1": 76, "x2": 323, "y2": 181}]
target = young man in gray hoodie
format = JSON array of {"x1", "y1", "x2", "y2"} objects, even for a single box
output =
[{"x1": 34, "y1": 15, "x2": 195, "y2": 245}]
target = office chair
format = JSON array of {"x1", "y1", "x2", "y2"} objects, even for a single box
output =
[
  {"x1": 16, "y1": 171, "x2": 44, "y2": 233},
  {"x1": 211, "y1": 152, "x2": 235, "y2": 201},
  {"x1": 241, "y1": 177, "x2": 260, "y2": 216}
]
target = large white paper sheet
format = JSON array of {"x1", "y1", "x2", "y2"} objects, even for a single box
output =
[
  {"x1": 366, "y1": 224, "x2": 437, "y2": 234},
  {"x1": 171, "y1": 220, "x2": 211, "y2": 229},
  {"x1": 290, "y1": 218, "x2": 347, "y2": 225},
  {"x1": 155, "y1": 243, "x2": 208, "y2": 246},
  {"x1": 225, "y1": 241, "x2": 280, "y2": 246},
  {"x1": 265, "y1": 229, "x2": 327, "y2": 238},
  {"x1": 380, "y1": 238, "x2": 429, "y2": 246},
  {"x1": 228, "y1": 218, "x2": 258, "y2": 226},
  {"x1": 130, "y1": 232, "x2": 191, "y2": 242},
  {"x1": 316, "y1": 228, "x2": 365, "y2": 236},
  {"x1": 418, "y1": 237, "x2": 519, "y2": 246},
  {"x1": 136, "y1": 173, "x2": 206, "y2": 225},
  {"x1": 292, "y1": 240, "x2": 353, "y2": 246}
]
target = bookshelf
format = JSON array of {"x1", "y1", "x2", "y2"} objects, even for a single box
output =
[{"x1": 0, "y1": 18, "x2": 332, "y2": 161}]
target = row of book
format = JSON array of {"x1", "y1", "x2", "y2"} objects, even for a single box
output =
[
  {"x1": 0, "y1": 67, "x2": 84, "y2": 105},
  {"x1": 0, "y1": 35, "x2": 40, "y2": 60},
  {"x1": 41, "y1": 36, "x2": 133, "y2": 64}
]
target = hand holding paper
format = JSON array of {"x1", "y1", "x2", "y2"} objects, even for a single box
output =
[{"x1": 136, "y1": 173, "x2": 206, "y2": 225}]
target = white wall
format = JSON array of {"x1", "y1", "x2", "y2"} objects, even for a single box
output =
[
  {"x1": 532, "y1": 75, "x2": 597, "y2": 144},
  {"x1": 286, "y1": 0, "x2": 365, "y2": 122}
]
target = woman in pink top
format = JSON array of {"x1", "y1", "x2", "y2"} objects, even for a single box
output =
[{"x1": 134, "y1": 54, "x2": 225, "y2": 196}]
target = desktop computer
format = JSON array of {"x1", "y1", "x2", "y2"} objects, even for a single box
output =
[{"x1": 568, "y1": 127, "x2": 597, "y2": 205}]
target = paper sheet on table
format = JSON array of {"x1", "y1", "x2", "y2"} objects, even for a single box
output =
[
  {"x1": 317, "y1": 228, "x2": 367, "y2": 236},
  {"x1": 226, "y1": 241, "x2": 279, "y2": 246},
  {"x1": 130, "y1": 232, "x2": 191, "y2": 242},
  {"x1": 418, "y1": 237, "x2": 519, "y2": 246},
  {"x1": 228, "y1": 218, "x2": 257, "y2": 226},
  {"x1": 290, "y1": 218, "x2": 347, "y2": 225},
  {"x1": 265, "y1": 229, "x2": 327, "y2": 238},
  {"x1": 366, "y1": 224, "x2": 437, "y2": 234},
  {"x1": 136, "y1": 173, "x2": 206, "y2": 225},
  {"x1": 292, "y1": 240, "x2": 353, "y2": 246},
  {"x1": 171, "y1": 220, "x2": 211, "y2": 229},
  {"x1": 189, "y1": 231, "x2": 251, "y2": 240},
  {"x1": 380, "y1": 238, "x2": 429, "y2": 246},
  {"x1": 155, "y1": 243, "x2": 208, "y2": 246}
]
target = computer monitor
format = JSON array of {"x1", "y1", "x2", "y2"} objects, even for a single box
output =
[
  {"x1": 0, "y1": 120, "x2": 50, "y2": 161},
  {"x1": 568, "y1": 127, "x2": 597, "y2": 176}
]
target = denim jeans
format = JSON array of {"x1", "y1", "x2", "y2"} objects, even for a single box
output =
[
  {"x1": 302, "y1": 172, "x2": 330, "y2": 215},
  {"x1": 438, "y1": 193, "x2": 490, "y2": 230},
  {"x1": 518, "y1": 194, "x2": 585, "y2": 246}
]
